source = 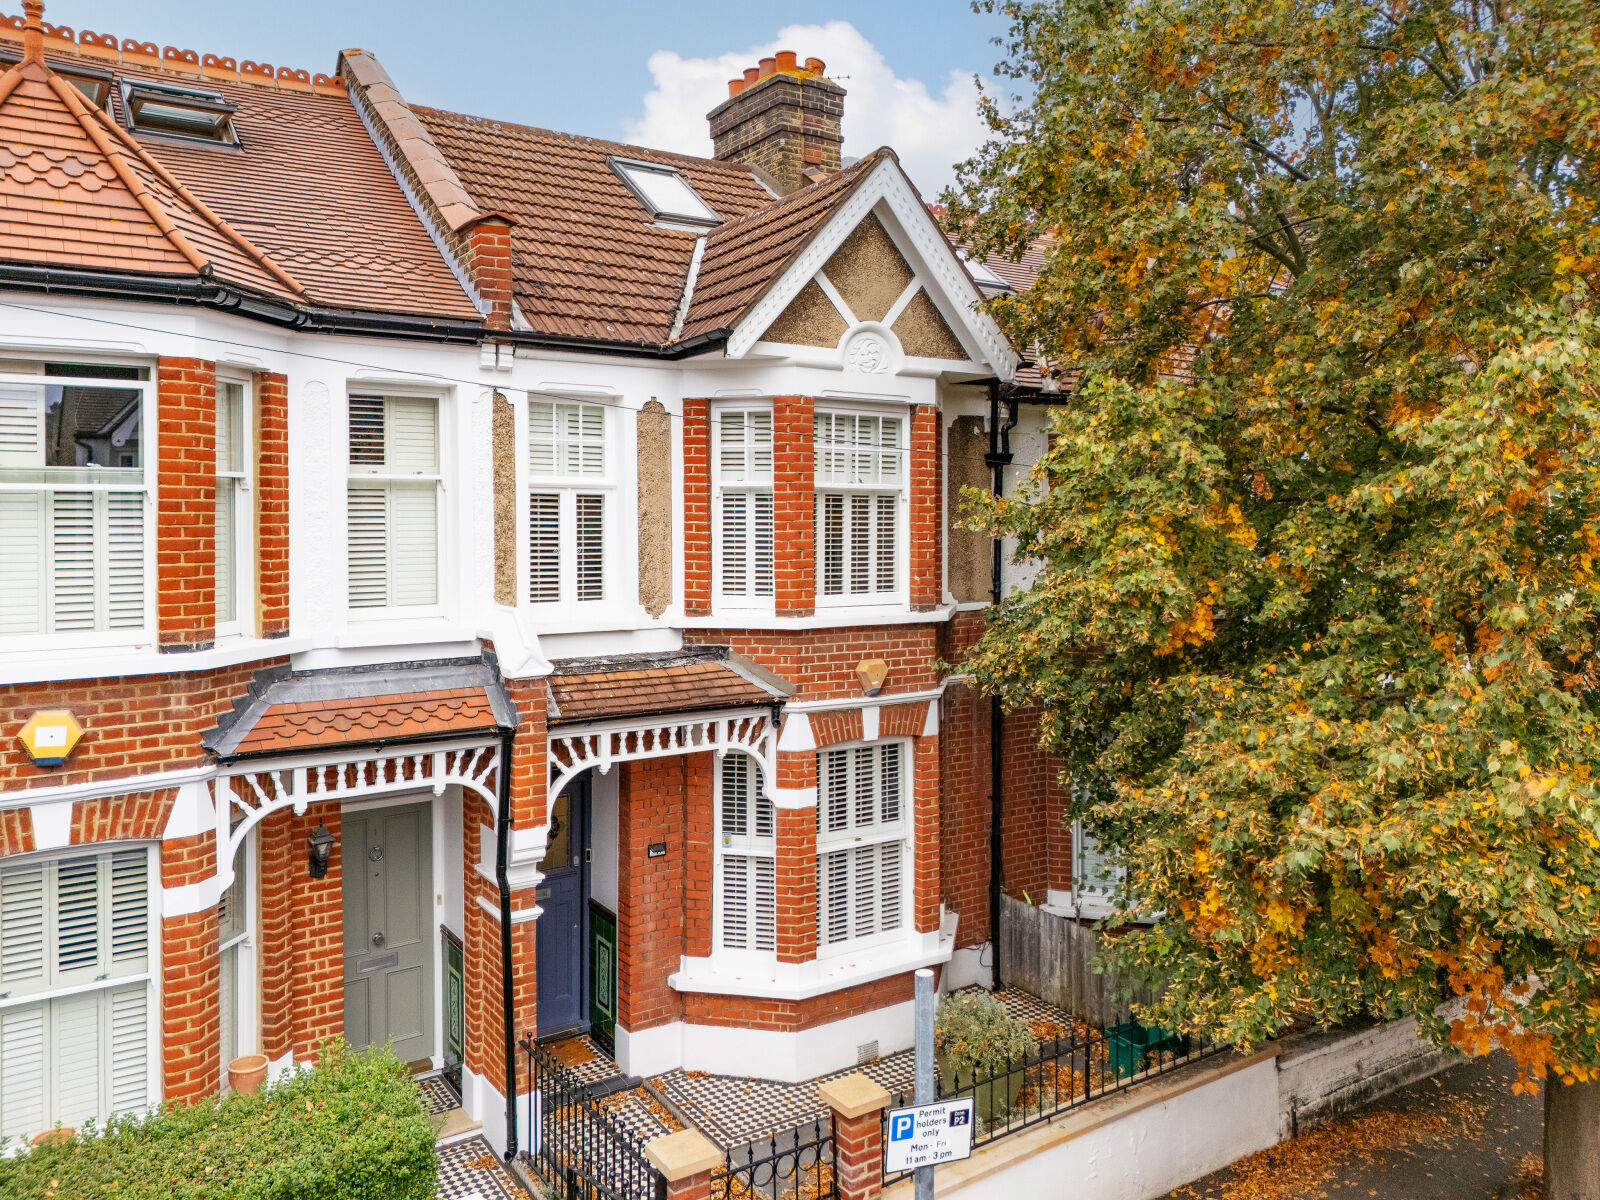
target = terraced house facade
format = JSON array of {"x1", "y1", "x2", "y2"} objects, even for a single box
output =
[{"x1": 0, "y1": 2, "x2": 1086, "y2": 1157}]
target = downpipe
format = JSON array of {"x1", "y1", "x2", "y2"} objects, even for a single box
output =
[
  {"x1": 496, "y1": 729, "x2": 519, "y2": 1160},
  {"x1": 986, "y1": 385, "x2": 1019, "y2": 988}
]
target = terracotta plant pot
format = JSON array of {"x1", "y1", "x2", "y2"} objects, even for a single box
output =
[
  {"x1": 30, "y1": 1127, "x2": 74, "y2": 1148},
  {"x1": 227, "y1": 1053, "x2": 270, "y2": 1096}
]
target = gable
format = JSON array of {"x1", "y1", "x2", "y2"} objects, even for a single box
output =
[{"x1": 728, "y1": 155, "x2": 1019, "y2": 376}]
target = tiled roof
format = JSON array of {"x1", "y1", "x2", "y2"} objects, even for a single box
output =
[
  {"x1": 0, "y1": 20, "x2": 480, "y2": 322},
  {"x1": 0, "y1": 58, "x2": 300, "y2": 299},
  {"x1": 229, "y1": 688, "x2": 501, "y2": 755},
  {"x1": 680, "y1": 151, "x2": 886, "y2": 342},
  {"x1": 412, "y1": 104, "x2": 778, "y2": 346},
  {"x1": 547, "y1": 648, "x2": 790, "y2": 726},
  {"x1": 205, "y1": 659, "x2": 516, "y2": 760}
]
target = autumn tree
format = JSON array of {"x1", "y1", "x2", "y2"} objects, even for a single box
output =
[{"x1": 947, "y1": 0, "x2": 1600, "y2": 1189}]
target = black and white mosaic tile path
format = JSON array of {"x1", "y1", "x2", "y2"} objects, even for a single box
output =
[{"x1": 435, "y1": 1135, "x2": 528, "y2": 1200}]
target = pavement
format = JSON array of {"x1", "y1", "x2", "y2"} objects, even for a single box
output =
[{"x1": 1166, "y1": 1051, "x2": 1544, "y2": 1200}]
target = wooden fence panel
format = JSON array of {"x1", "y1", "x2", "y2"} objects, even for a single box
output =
[{"x1": 999, "y1": 894, "x2": 1153, "y2": 1027}]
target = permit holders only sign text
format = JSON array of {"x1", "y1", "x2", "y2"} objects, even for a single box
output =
[{"x1": 884, "y1": 1096, "x2": 976, "y2": 1173}]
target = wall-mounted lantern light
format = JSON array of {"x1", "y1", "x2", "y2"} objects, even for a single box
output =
[{"x1": 308, "y1": 823, "x2": 336, "y2": 879}]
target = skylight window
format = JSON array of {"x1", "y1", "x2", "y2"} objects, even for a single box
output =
[
  {"x1": 957, "y1": 249, "x2": 1014, "y2": 294},
  {"x1": 610, "y1": 157, "x2": 720, "y2": 227},
  {"x1": 121, "y1": 78, "x2": 238, "y2": 145}
]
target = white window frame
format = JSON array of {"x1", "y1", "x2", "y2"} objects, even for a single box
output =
[
  {"x1": 343, "y1": 390, "x2": 446, "y2": 619},
  {"x1": 213, "y1": 374, "x2": 253, "y2": 639},
  {"x1": 712, "y1": 753, "x2": 777, "y2": 959},
  {"x1": 1071, "y1": 818, "x2": 1126, "y2": 920},
  {"x1": 813, "y1": 406, "x2": 909, "y2": 609},
  {"x1": 815, "y1": 740, "x2": 912, "y2": 957},
  {"x1": 711, "y1": 402, "x2": 775, "y2": 613},
  {"x1": 519, "y1": 395, "x2": 617, "y2": 610},
  {"x1": 0, "y1": 843, "x2": 160, "y2": 1140},
  {"x1": 0, "y1": 354, "x2": 157, "y2": 649},
  {"x1": 216, "y1": 830, "x2": 256, "y2": 1089}
]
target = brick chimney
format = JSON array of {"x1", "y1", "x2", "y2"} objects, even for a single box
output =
[{"x1": 708, "y1": 51, "x2": 844, "y2": 195}]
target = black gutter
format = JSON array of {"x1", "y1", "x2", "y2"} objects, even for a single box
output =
[
  {"x1": 0, "y1": 264, "x2": 486, "y2": 345},
  {"x1": 499, "y1": 325, "x2": 732, "y2": 361},
  {"x1": 496, "y1": 728, "x2": 519, "y2": 1161},
  {"x1": 986, "y1": 381, "x2": 1019, "y2": 987}
]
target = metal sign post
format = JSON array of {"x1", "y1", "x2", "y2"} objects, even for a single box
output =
[{"x1": 914, "y1": 967, "x2": 935, "y2": 1200}]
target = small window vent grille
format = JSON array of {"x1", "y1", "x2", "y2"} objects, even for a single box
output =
[{"x1": 857, "y1": 1040, "x2": 879, "y2": 1065}]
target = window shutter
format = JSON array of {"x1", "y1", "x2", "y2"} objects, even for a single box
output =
[
  {"x1": 54, "y1": 857, "x2": 100, "y2": 982},
  {"x1": 387, "y1": 483, "x2": 439, "y2": 607},
  {"x1": 567, "y1": 404, "x2": 605, "y2": 476},
  {"x1": 0, "y1": 862, "x2": 46, "y2": 989},
  {"x1": 215, "y1": 384, "x2": 243, "y2": 474},
  {"x1": 821, "y1": 494, "x2": 844, "y2": 595},
  {"x1": 109, "y1": 985, "x2": 148, "y2": 1114},
  {"x1": 109, "y1": 849, "x2": 147, "y2": 971},
  {"x1": 575, "y1": 493, "x2": 604, "y2": 601},
  {"x1": 214, "y1": 482, "x2": 235, "y2": 625},
  {"x1": 49, "y1": 491, "x2": 96, "y2": 631},
  {"x1": 528, "y1": 492, "x2": 560, "y2": 602},
  {"x1": 720, "y1": 491, "x2": 749, "y2": 596},
  {"x1": 721, "y1": 755, "x2": 750, "y2": 837},
  {"x1": 346, "y1": 485, "x2": 388, "y2": 608},
  {"x1": 875, "y1": 495, "x2": 897, "y2": 592},
  {"x1": 0, "y1": 368, "x2": 43, "y2": 467},
  {"x1": 348, "y1": 395, "x2": 385, "y2": 466},
  {"x1": 0, "y1": 1006, "x2": 46, "y2": 1140},
  {"x1": 106, "y1": 492, "x2": 144, "y2": 630},
  {"x1": 0, "y1": 491, "x2": 44, "y2": 636},
  {"x1": 218, "y1": 946, "x2": 237, "y2": 1083},
  {"x1": 879, "y1": 841, "x2": 903, "y2": 932},
  {"x1": 720, "y1": 855, "x2": 750, "y2": 949},
  {"x1": 52, "y1": 992, "x2": 102, "y2": 1128},
  {"x1": 753, "y1": 858, "x2": 776, "y2": 951},
  {"x1": 527, "y1": 402, "x2": 555, "y2": 475},
  {"x1": 386, "y1": 397, "x2": 437, "y2": 475},
  {"x1": 818, "y1": 850, "x2": 850, "y2": 946}
]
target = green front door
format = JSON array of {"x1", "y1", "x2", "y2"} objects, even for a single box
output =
[
  {"x1": 588, "y1": 903, "x2": 617, "y2": 1056},
  {"x1": 342, "y1": 802, "x2": 434, "y2": 1068},
  {"x1": 443, "y1": 929, "x2": 464, "y2": 1093}
]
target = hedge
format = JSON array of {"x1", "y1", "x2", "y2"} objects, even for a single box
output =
[{"x1": 0, "y1": 1040, "x2": 438, "y2": 1200}]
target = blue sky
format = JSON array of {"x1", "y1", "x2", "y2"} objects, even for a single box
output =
[{"x1": 43, "y1": 1, "x2": 1011, "y2": 190}]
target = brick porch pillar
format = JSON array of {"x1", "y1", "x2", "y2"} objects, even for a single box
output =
[
  {"x1": 645, "y1": 1129, "x2": 722, "y2": 1200},
  {"x1": 820, "y1": 1073, "x2": 891, "y2": 1200}
]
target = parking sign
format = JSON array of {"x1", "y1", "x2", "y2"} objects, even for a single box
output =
[{"x1": 883, "y1": 1097, "x2": 976, "y2": 1174}]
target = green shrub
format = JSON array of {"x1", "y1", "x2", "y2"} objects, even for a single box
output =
[
  {"x1": 934, "y1": 991, "x2": 1039, "y2": 1085},
  {"x1": 0, "y1": 1039, "x2": 437, "y2": 1200}
]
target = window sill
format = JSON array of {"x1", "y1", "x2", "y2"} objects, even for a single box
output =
[
  {"x1": 0, "y1": 634, "x2": 312, "y2": 687},
  {"x1": 668, "y1": 928, "x2": 951, "y2": 1001},
  {"x1": 335, "y1": 618, "x2": 476, "y2": 649},
  {"x1": 679, "y1": 602, "x2": 956, "y2": 631}
]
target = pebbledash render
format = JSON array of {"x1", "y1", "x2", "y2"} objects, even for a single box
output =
[{"x1": 0, "y1": 4, "x2": 1091, "y2": 1158}]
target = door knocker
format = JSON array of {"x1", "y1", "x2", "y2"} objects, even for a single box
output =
[{"x1": 368, "y1": 844, "x2": 384, "y2": 863}]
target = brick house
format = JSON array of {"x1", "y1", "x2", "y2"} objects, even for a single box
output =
[{"x1": 0, "y1": 5, "x2": 1086, "y2": 1160}]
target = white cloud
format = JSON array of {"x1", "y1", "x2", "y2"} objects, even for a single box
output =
[{"x1": 621, "y1": 21, "x2": 991, "y2": 196}]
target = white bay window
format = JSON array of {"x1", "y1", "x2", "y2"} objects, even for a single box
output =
[
  {"x1": 0, "y1": 359, "x2": 152, "y2": 643},
  {"x1": 347, "y1": 394, "x2": 441, "y2": 612},
  {"x1": 525, "y1": 399, "x2": 611, "y2": 606},
  {"x1": 715, "y1": 755, "x2": 776, "y2": 954},
  {"x1": 0, "y1": 847, "x2": 155, "y2": 1140},
  {"x1": 814, "y1": 410, "x2": 906, "y2": 605},
  {"x1": 816, "y1": 742, "x2": 909, "y2": 952},
  {"x1": 713, "y1": 407, "x2": 774, "y2": 608}
]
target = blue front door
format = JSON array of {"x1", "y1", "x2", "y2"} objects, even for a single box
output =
[{"x1": 536, "y1": 780, "x2": 588, "y2": 1036}]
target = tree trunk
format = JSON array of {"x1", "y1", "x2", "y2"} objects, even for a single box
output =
[{"x1": 1546, "y1": 1076, "x2": 1600, "y2": 1200}]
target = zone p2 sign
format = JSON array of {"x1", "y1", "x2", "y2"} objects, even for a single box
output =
[{"x1": 884, "y1": 1097, "x2": 976, "y2": 1174}]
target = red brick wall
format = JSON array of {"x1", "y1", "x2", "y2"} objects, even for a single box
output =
[
  {"x1": 156, "y1": 357, "x2": 217, "y2": 651},
  {"x1": 683, "y1": 400, "x2": 711, "y2": 615},
  {"x1": 685, "y1": 759, "x2": 714, "y2": 960},
  {"x1": 254, "y1": 370, "x2": 289, "y2": 638},
  {"x1": 70, "y1": 789, "x2": 174, "y2": 844},
  {"x1": 286, "y1": 801, "x2": 344, "y2": 1061},
  {"x1": 1002, "y1": 703, "x2": 1070, "y2": 903},
  {"x1": 775, "y1": 761, "x2": 817, "y2": 964},
  {"x1": 939, "y1": 680, "x2": 991, "y2": 948},
  {"x1": 879, "y1": 702, "x2": 927, "y2": 740},
  {"x1": 809, "y1": 709, "x2": 863, "y2": 747},
  {"x1": 773, "y1": 395, "x2": 815, "y2": 617},
  {"x1": 257, "y1": 803, "x2": 295, "y2": 1062},
  {"x1": 680, "y1": 967, "x2": 938, "y2": 1031},
  {"x1": 913, "y1": 732, "x2": 940, "y2": 934},
  {"x1": 685, "y1": 626, "x2": 941, "y2": 702},
  {"x1": 617, "y1": 755, "x2": 698, "y2": 1031},
  {"x1": 463, "y1": 215, "x2": 515, "y2": 330},
  {"x1": 0, "y1": 660, "x2": 277, "y2": 792},
  {"x1": 910, "y1": 405, "x2": 941, "y2": 611},
  {"x1": 160, "y1": 831, "x2": 218, "y2": 1100},
  {"x1": 0, "y1": 808, "x2": 33, "y2": 856}
]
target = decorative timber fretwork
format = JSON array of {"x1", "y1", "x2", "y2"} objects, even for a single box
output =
[
  {"x1": 548, "y1": 710, "x2": 777, "y2": 805},
  {"x1": 212, "y1": 740, "x2": 501, "y2": 891}
]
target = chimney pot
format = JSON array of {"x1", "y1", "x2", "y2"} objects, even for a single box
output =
[
  {"x1": 805, "y1": 57, "x2": 825, "y2": 76},
  {"x1": 775, "y1": 50, "x2": 798, "y2": 72},
  {"x1": 758, "y1": 56, "x2": 777, "y2": 79},
  {"x1": 743, "y1": 67, "x2": 759, "y2": 84},
  {"x1": 728, "y1": 78, "x2": 746, "y2": 97},
  {"x1": 712, "y1": 50, "x2": 845, "y2": 194}
]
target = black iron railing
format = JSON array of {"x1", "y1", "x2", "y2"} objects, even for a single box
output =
[
  {"x1": 881, "y1": 1023, "x2": 1223, "y2": 1185},
  {"x1": 520, "y1": 1033, "x2": 668, "y2": 1200},
  {"x1": 712, "y1": 1114, "x2": 837, "y2": 1200}
]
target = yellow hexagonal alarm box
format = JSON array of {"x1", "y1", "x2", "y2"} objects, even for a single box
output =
[{"x1": 19, "y1": 710, "x2": 84, "y2": 767}]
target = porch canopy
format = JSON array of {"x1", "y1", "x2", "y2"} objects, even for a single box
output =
[
  {"x1": 544, "y1": 647, "x2": 791, "y2": 804},
  {"x1": 202, "y1": 656, "x2": 518, "y2": 889}
]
